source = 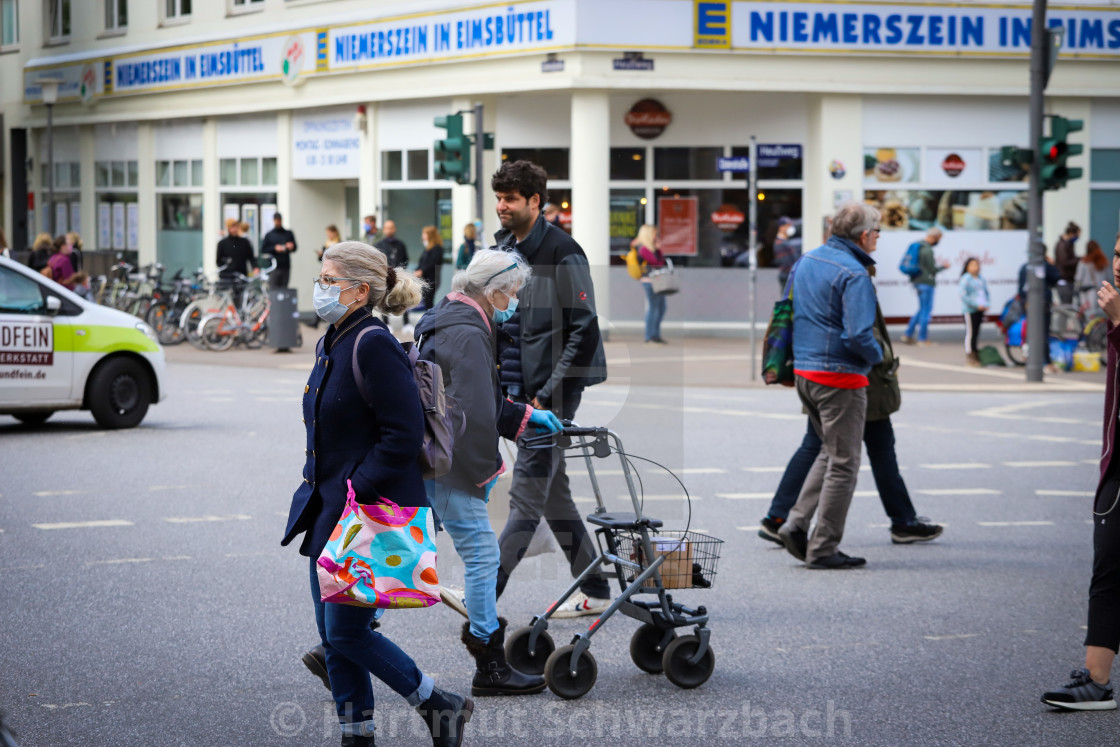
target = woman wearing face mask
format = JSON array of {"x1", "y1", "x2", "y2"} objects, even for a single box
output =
[
  {"x1": 412, "y1": 249, "x2": 561, "y2": 697},
  {"x1": 283, "y1": 241, "x2": 473, "y2": 747},
  {"x1": 414, "y1": 225, "x2": 445, "y2": 311}
]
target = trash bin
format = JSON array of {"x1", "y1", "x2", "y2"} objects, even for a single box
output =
[{"x1": 268, "y1": 288, "x2": 300, "y2": 350}]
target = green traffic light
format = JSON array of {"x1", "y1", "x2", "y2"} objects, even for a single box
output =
[{"x1": 433, "y1": 113, "x2": 471, "y2": 185}]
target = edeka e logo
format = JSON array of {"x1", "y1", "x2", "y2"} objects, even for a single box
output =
[{"x1": 695, "y1": 1, "x2": 731, "y2": 49}]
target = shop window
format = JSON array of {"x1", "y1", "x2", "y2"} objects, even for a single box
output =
[
  {"x1": 1091, "y1": 149, "x2": 1120, "y2": 182},
  {"x1": 382, "y1": 151, "x2": 403, "y2": 181},
  {"x1": 407, "y1": 150, "x2": 429, "y2": 181},
  {"x1": 654, "y1": 147, "x2": 722, "y2": 181},
  {"x1": 47, "y1": 0, "x2": 69, "y2": 41},
  {"x1": 160, "y1": 194, "x2": 202, "y2": 230},
  {"x1": 104, "y1": 0, "x2": 127, "y2": 31},
  {"x1": 220, "y1": 159, "x2": 237, "y2": 186},
  {"x1": 610, "y1": 148, "x2": 646, "y2": 181},
  {"x1": 1, "y1": 0, "x2": 19, "y2": 46},
  {"x1": 109, "y1": 161, "x2": 124, "y2": 188},
  {"x1": 500, "y1": 148, "x2": 569, "y2": 180},
  {"x1": 173, "y1": 160, "x2": 190, "y2": 187},
  {"x1": 730, "y1": 145, "x2": 803, "y2": 181},
  {"x1": 191, "y1": 160, "x2": 203, "y2": 187},
  {"x1": 240, "y1": 158, "x2": 259, "y2": 186},
  {"x1": 261, "y1": 157, "x2": 277, "y2": 186},
  {"x1": 609, "y1": 189, "x2": 646, "y2": 253},
  {"x1": 98, "y1": 162, "x2": 112, "y2": 188}
]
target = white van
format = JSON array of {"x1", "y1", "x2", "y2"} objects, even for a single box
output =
[{"x1": 0, "y1": 256, "x2": 166, "y2": 428}]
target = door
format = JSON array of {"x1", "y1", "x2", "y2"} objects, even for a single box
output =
[{"x1": 0, "y1": 265, "x2": 74, "y2": 405}]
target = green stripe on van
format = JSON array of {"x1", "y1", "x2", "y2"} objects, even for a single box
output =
[{"x1": 55, "y1": 325, "x2": 160, "y2": 354}]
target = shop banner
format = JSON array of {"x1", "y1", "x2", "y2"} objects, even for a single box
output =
[
  {"x1": 658, "y1": 197, "x2": 699, "y2": 256},
  {"x1": 873, "y1": 231, "x2": 1026, "y2": 323},
  {"x1": 291, "y1": 109, "x2": 361, "y2": 180},
  {"x1": 734, "y1": 2, "x2": 1120, "y2": 58}
]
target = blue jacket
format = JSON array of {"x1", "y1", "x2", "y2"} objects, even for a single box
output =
[
  {"x1": 959, "y1": 273, "x2": 990, "y2": 314},
  {"x1": 792, "y1": 236, "x2": 883, "y2": 376},
  {"x1": 282, "y1": 313, "x2": 427, "y2": 559}
]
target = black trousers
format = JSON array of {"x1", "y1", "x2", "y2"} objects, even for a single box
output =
[
  {"x1": 965, "y1": 311, "x2": 983, "y2": 354},
  {"x1": 269, "y1": 268, "x2": 290, "y2": 290},
  {"x1": 1087, "y1": 462, "x2": 1120, "y2": 652}
]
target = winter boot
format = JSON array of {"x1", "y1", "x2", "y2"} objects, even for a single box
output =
[
  {"x1": 461, "y1": 618, "x2": 547, "y2": 696},
  {"x1": 415, "y1": 686, "x2": 473, "y2": 747}
]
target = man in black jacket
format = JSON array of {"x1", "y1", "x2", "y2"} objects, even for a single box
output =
[
  {"x1": 260, "y1": 212, "x2": 297, "y2": 289},
  {"x1": 490, "y1": 160, "x2": 611, "y2": 616},
  {"x1": 216, "y1": 219, "x2": 255, "y2": 281}
]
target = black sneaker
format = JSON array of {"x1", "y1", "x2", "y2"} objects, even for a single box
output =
[
  {"x1": 758, "y1": 516, "x2": 785, "y2": 546},
  {"x1": 807, "y1": 551, "x2": 866, "y2": 570},
  {"x1": 779, "y1": 526, "x2": 808, "y2": 562},
  {"x1": 1042, "y1": 669, "x2": 1116, "y2": 711},
  {"x1": 891, "y1": 518, "x2": 944, "y2": 544}
]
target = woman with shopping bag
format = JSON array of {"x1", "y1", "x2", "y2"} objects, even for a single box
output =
[{"x1": 281, "y1": 240, "x2": 473, "y2": 747}]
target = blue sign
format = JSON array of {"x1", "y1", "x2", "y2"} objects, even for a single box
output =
[
  {"x1": 613, "y1": 57, "x2": 654, "y2": 71},
  {"x1": 717, "y1": 144, "x2": 802, "y2": 172},
  {"x1": 717, "y1": 156, "x2": 750, "y2": 173}
]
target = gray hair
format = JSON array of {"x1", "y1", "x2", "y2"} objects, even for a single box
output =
[
  {"x1": 831, "y1": 203, "x2": 881, "y2": 241},
  {"x1": 323, "y1": 241, "x2": 424, "y2": 316},
  {"x1": 926, "y1": 227, "x2": 943, "y2": 239},
  {"x1": 451, "y1": 248, "x2": 531, "y2": 299}
]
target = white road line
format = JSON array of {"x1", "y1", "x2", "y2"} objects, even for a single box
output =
[
  {"x1": 1036, "y1": 490, "x2": 1095, "y2": 497},
  {"x1": 741, "y1": 467, "x2": 784, "y2": 473},
  {"x1": 33, "y1": 519, "x2": 133, "y2": 530},
  {"x1": 163, "y1": 555, "x2": 192, "y2": 561},
  {"x1": 223, "y1": 551, "x2": 274, "y2": 558},
  {"x1": 573, "y1": 496, "x2": 595, "y2": 503},
  {"x1": 33, "y1": 490, "x2": 82, "y2": 497},
  {"x1": 737, "y1": 526, "x2": 761, "y2": 532},
  {"x1": 717, "y1": 493, "x2": 771, "y2": 499},
  {"x1": 148, "y1": 485, "x2": 196, "y2": 491},
  {"x1": 916, "y1": 489, "x2": 1001, "y2": 496},
  {"x1": 1004, "y1": 461, "x2": 1079, "y2": 468},
  {"x1": 621, "y1": 494, "x2": 701, "y2": 501},
  {"x1": 1083, "y1": 459, "x2": 1100, "y2": 465},
  {"x1": 86, "y1": 557, "x2": 154, "y2": 566},
  {"x1": 919, "y1": 463, "x2": 991, "y2": 470},
  {"x1": 164, "y1": 514, "x2": 252, "y2": 523},
  {"x1": 977, "y1": 521, "x2": 1055, "y2": 527},
  {"x1": 924, "y1": 633, "x2": 981, "y2": 641}
]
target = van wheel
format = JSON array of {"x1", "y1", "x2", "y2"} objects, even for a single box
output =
[
  {"x1": 88, "y1": 358, "x2": 151, "y2": 429},
  {"x1": 13, "y1": 411, "x2": 53, "y2": 426}
]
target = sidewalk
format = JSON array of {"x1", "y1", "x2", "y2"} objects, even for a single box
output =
[{"x1": 164, "y1": 322, "x2": 1105, "y2": 393}]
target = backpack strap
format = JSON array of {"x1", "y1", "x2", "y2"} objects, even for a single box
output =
[{"x1": 350, "y1": 327, "x2": 377, "y2": 408}]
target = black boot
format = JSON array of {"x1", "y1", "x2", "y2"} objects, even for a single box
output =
[
  {"x1": 415, "y1": 686, "x2": 473, "y2": 747},
  {"x1": 303, "y1": 619, "x2": 381, "y2": 691},
  {"x1": 340, "y1": 734, "x2": 375, "y2": 747},
  {"x1": 461, "y1": 618, "x2": 547, "y2": 696}
]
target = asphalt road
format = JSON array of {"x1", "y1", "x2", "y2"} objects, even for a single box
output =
[{"x1": 0, "y1": 356, "x2": 1116, "y2": 746}]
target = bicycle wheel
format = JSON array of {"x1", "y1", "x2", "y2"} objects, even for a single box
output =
[
  {"x1": 181, "y1": 297, "x2": 222, "y2": 348},
  {"x1": 1085, "y1": 317, "x2": 1107, "y2": 354},
  {"x1": 200, "y1": 315, "x2": 235, "y2": 351},
  {"x1": 1005, "y1": 340, "x2": 1027, "y2": 366},
  {"x1": 147, "y1": 302, "x2": 183, "y2": 345}
]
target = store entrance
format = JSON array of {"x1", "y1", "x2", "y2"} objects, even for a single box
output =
[{"x1": 381, "y1": 188, "x2": 452, "y2": 296}]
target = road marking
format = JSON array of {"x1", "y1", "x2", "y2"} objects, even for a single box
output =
[
  {"x1": 737, "y1": 525, "x2": 761, "y2": 532},
  {"x1": 924, "y1": 633, "x2": 981, "y2": 641},
  {"x1": 87, "y1": 557, "x2": 154, "y2": 566},
  {"x1": 164, "y1": 514, "x2": 252, "y2": 523},
  {"x1": 916, "y1": 489, "x2": 1001, "y2": 496},
  {"x1": 742, "y1": 467, "x2": 784, "y2": 473},
  {"x1": 573, "y1": 467, "x2": 726, "y2": 476},
  {"x1": 969, "y1": 400, "x2": 1098, "y2": 425},
  {"x1": 718, "y1": 492, "x2": 771, "y2": 499},
  {"x1": 573, "y1": 496, "x2": 595, "y2": 503},
  {"x1": 623, "y1": 494, "x2": 700, "y2": 501},
  {"x1": 977, "y1": 521, "x2": 1055, "y2": 527},
  {"x1": 920, "y1": 463, "x2": 991, "y2": 470},
  {"x1": 1004, "y1": 461, "x2": 1079, "y2": 468},
  {"x1": 33, "y1": 490, "x2": 82, "y2": 497},
  {"x1": 1083, "y1": 459, "x2": 1100, "y2": 465},
  {"x1": 0, "y1": 563, "x2": 45, "y2": 572},
  {"x1": 1036, "y1": 490, "x2": 1095, "y2": 497},
  {"x1": 148, "y1": 485, "x2": 196, "y2": 491},
  {"x1": 40, "y1": 703, "x2": 93, "y2": 711},
  {"x1": 32, "y1": 519, "x2": 133, "y2": 530}
]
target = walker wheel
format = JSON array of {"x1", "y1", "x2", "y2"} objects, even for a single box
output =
[
  {"x1": 629, "y1": 624, "x2": 676, "y2": 674},
  {"x1": 505, "y1": 626, "x2": 555, "y2": 676},
  {"x1": 662, "y1": 634, "x2": 715, "y2": 689},
  {"x1": 544, "y1": 644, "x2": 598, "y2": 700}
]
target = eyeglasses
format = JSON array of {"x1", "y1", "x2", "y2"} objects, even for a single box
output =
[
  {"x1": 313, "y1": 276, "x2": 360, "y2": 290},
  {"x1": 869, "y1": 228, "x2": 881, "y2": 236}
]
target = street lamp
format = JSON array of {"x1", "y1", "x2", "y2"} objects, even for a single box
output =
[{"x1": 39, "y1": 77, "x2": 62, "y2": 237}]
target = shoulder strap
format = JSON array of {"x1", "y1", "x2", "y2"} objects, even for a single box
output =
[{"x1": 351, "y1": 327, "x2": 377, "y2": 408}]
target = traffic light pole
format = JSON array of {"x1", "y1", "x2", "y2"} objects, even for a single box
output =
[
  {"x1": 473, "y1": 103, "x2": 485, "y2": 223},
  {"x1": 1026, "y1": 0, "x2": 1047, "y2": 383}
]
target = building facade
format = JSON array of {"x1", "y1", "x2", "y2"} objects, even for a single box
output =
[{"x1": 2, "y1": 0, "x2": 1119, "y2": 324}]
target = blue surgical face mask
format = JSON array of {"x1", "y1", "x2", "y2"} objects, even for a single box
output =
[
  {"x1": 314, "y1": 282, "x2": 357, "y2": 323},
  {"x1": 492, "y1": 296, "x2": 518, "y2": 324}
]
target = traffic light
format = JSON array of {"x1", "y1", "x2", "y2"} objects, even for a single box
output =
[
  {"x1": 434, "y1": 114, "x2": 470, "y2": 184},
  {"x1": 1039, "y1": 116, "x2": 1084, "y2": 191}
]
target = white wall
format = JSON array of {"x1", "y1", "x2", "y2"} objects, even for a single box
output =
[
  {"x1": 863, "y1": 96, "x2": 1029, "y2": 147},
  {"x1": 40, "y1": 126, "x2": 82, "y2": 163},
  {"x1": 91, "y1": 124, "x2": 139, "y2": 160},
  {"x1": 154, "y1": 120, "x2": 204, "y2": 160},
  {"x1": 288, "y1": 179, "x2": 346, "y2": 311},
  {"x1": 216, "y1": 115, "x2": 278, "y2": 158},
  {"x1": 610, "y1": 92, "x2": 809, "y2": 147},
  {"x1": 378, "y1": 99, "x2": 453, "y2": 151},
  {"x1": 1090, "y1": 100, "x2": 1120, "y2": 148},
  {"x1": 497, "y1": 94, "x2": 571, "y2": 147}
]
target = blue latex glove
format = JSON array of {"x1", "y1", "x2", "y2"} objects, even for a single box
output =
[
  {"x1": 483, "y1": 475, "x2": 499, "y2": 502},
  {"x1": 528, "y1": 407, "x2": 563, "y2": 434}
]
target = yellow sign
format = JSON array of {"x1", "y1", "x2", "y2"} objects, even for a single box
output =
[{"x1": 694, "y1": 1, "x2": 731, "y2": 49}]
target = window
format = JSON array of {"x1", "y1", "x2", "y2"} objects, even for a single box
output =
[
  {"x1": 42, "y1": 161, "x2": 80, "y2": 189},
  {"x1": 500, "y1": 148, "x2": 569, "y2": 181},
  {"x1": 165, "y1": 0, "x2": 190, "y2": 21},
  {"x1": 96, "y1": 160, "x2": 138, "y2": 188},
  {"x1": 47, "y1": 0, "x2": 70, "y2": 40},
  {"x1": 654, "y1": 147, "x2": 722, "y2": 181},
  {"x1": 160, "y1": 194, "x2": 202, "y2": 231},
  {"x1": 230, "y1": 0, "x2": 263, "y2": 13},
  {"x1": 220, "y1": 158, "x2": 237, "y2": 186},
  {"x1": 219, "y1": 157, "x2": 275, "y2": 187},
  {"x1": 240, "y1": 158, "x2": 259, "y2": 186},
  {"x1": 104, "y1": 0, "x2": 127, "y2": 31},
  {"x1": 1, "y1": 0, "x2": 19, "y2": 46},
  {"x1": 261, "y1": 157, "x2": 276, "y2": 186},
  {"x1": 156, "y1": 160, "x2": 201, "y2": 188},
  {"x1": 610, "y1": 148, "x2": 646, "y2": 181},
  {"x1": 0, "y1": 267, "x2": 45, "y2": 314},
  {"x1": 407, "y1": 150, "x2": 429, "y2": 181},
  {"x1": 381, "y1": 151, "x2": 403, "y2": 181}
]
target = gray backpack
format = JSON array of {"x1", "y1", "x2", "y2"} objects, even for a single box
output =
[{"x1": 351, "y1": 328, "x2": 460, "y2": 480}]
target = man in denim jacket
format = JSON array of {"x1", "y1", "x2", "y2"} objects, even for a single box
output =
[{"x1": 778, "y1": 203, "x2": 884, "y2": 570}]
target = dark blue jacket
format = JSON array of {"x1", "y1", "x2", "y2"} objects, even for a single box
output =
[{"x1": 282, "y1": 313, "x2": 427, "y2": 559}]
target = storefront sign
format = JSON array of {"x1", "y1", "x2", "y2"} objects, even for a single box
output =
[
  {"x1": 291, "y1": 109, "x2": 361, "y2": 180},
  {"x1": 659, "y1": 197, "x2": 699, "y2": 255},
  {"x1": 625, "y1": 99, "x2": 672, "y2": 140},
  {"x1": 717, "y1": 145, "x2": 802, "y2": 172},
  {"x1": 0, "y1": 322, "x2": 53, "y2": 366},
  {"x1": 281, "y1": 36, "x2": 308, "y2": 86},
  {"x1": 695, "y1": 1, "x2": 731, "y2": 49},
  {"x1": 612, "y1": 56, "x2": 655, "y2": 71},
  {"x1": 79, "y1": 64, "x2": 98, "y2": 105},
  {"x1": 711, "y1": 204, "x2": 745, "y2": 231},
  {"x1": 736, "y1": 2, "x2": 1120, "y2": 58},
  {"x1": 925, "y1": 147, "x2": 982, "y2": 184}
]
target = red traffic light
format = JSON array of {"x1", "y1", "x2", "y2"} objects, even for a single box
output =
[{"x1": 1048, "y1": 145, "x2": 1060, "y2": 161}]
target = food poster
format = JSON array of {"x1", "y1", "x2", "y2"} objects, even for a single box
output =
[
  {"x1": 864, "y1": 148, "x2": 920, "y2": 183},
  {"x1": 864, "y1": 190, "x2": 1028, "y2": 232},
  {"x1": 657, "y1": 197, "x2": 699, "y2": 256}
]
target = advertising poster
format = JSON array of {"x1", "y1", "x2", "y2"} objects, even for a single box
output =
[
  {"x1": 70, "y1": 203, "x2": 81, "y2": 237},
  {"x1": 865, "y1": 189, "x2": 1027, "y2": 232},
  {"x1": 98, "y1": 203, "x2": 112, "y2": 249},
  {"x1": 112, "y1": 203, "x2": 126, "y2": 250},
  {"x1": 223, "y1": 204, "x2": 240, "y2": 230},
  {"x1": 658, "y1": 196, "x2": 698, "y2": 256},
  {"x1": 55, "y1": 204, "x2": 69, "y2": 235},
  {"x1": 609, "y1": 197, "x2": 642, "y2": 253},
  {"x1": 241, "y1": 204, "x2": 259, "y2": 250},
  {"x1": 126, "y1": 203, "x2": 139, "y2": 250},
  {"x1": 864, "y1": 148, "x2": 920, "y2": 183},
  {"x1": 260, "y1": 204, "x2": 277, "y2": 241},
  {"x1": 292, "y1": 109, "x2": 361, "y2": 180}
]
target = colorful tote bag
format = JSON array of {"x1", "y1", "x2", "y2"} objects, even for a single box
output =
[
  {"x1": 316, "y1": 480, "x2": 442, "y2": 609},
  {"x1": 762, "y1": 263, "x2": 798, "y2": 385}
]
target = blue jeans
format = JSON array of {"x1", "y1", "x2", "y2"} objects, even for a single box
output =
[
  {"x1": 766, "y1": 417, "x2": 918, "y2": 527},
  {"x1": 310, "y1": 558, "x2": 434, "y2": 737},
  {"x1": 642, "y1": 282, "x2": 667, "y2": 341},
  {"x1": 905, "y1": 284, "x2": 935, "y2": 341},
  {"x1": 426, "y1": 480, "x2": 501, "y2": 642}
]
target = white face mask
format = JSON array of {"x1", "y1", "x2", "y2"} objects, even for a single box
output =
[{"x1": 313, "y1": 282, "x2": 358, "y2": 323}]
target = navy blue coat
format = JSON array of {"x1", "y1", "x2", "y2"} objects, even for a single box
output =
[{"x1": 282, "y1": 313, "x2": 427, "y2": 559}]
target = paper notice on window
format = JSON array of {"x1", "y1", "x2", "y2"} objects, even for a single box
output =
[
  {"x1": 98, "y1": 203, "x2": 112, "y2": 249},
  {"x1": 112, "y1": 203, "x2": 126, "y2": 250},
  {"x1": 126, "y1": 203, "x2": 139, "y2": 250}
]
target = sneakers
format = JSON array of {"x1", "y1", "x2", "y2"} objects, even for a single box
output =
[
  {"x1": 900, "y1": 334, "x2": 916, "y2": 345},
  {"x1": 1041, "y1": 669, "x2": 1116, "y2": 711},
  {"x1": 966, "y1": 352, "x2": 981, "y2": 367},
  {"x1": 551, "y1": 591, "x2": 611, "y2": 618},
  {"x1": 807, "y1": 551, "x2": 867, "y2": 570},
  {"x1": 779, "y1": 526, "x2": 808, "y2": 562},
  {"x1": 758, "y1": 516, "x2": 785, "y2": 546},
  {"x1": 891, "y1": 518, "x2": 944, "y2": 544},
  {"x1": 440, "y1": 585, "x2": 469, "y2": 620}
]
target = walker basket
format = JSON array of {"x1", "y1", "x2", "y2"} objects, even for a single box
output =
[{"x1": 610, "y1": 529, "x2": 723, "y2": 590}]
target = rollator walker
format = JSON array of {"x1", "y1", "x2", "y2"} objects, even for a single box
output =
[{"x1": 505, "y1": 424, "x2": 723, "y2": 699}]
